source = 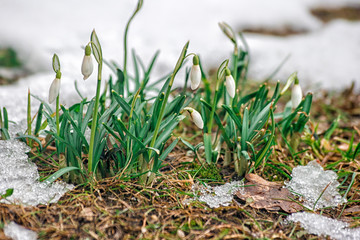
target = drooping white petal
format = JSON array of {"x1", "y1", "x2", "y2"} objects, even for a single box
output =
[
  {"x1": 191, "y1": 109, "x2": 204, "y2": 129},
  {"x1": 190, "y1": 65, "x2": 201, "y2": 90},
  {"x1": 225, "y1": 75, "x2": 236, "y2": 98},
  {"x1": 81, "y1": 55, "x2": 93, "y2": 80},
  {"x1": 291, "y1": 84, "x2": 303, "y2": 108},
  {"x1": 49, "y1": 78, "x2": 61, "y2": 104}
]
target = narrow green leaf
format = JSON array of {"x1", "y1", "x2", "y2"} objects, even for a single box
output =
[
  {"x1": 34, "y1": 103, "x2": 43, "y2": 136},
  {"x1": 204, "y1": 133, "x2": 213, "y2": 164},
  {"x1": 43, "y1": 166, "x2": 80, "y2": 183},
  {"x1": 241, "y1": 107, "x2": 249, "y2": 150},
  {"x1": 16, "y1": 134, "x2": 43, "y2": 150}
]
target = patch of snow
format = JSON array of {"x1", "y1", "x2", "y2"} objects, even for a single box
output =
[
  {"x1": 287, "y1": 212, "x2": 360, "y2": 240},
  {"x1": 0, "y1": 138, "x2": 74, "y2": 206},
  {"x1": 285, "y1": 160, "x2": 346, "y2": 210},
  {"x1": 3, "y1": 221, "x2": 38, "y2": 240},
  {"x1": 187, "y1": 181, "x2": 244, "y2": 208}
]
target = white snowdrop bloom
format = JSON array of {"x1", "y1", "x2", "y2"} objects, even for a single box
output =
[
  {"x1": 184, "y1": 107, "x2": 203, "y2": 129},
  {"x1": 49, "y1": 73, "x2": 61, "y2": 104},
  {"x1": 81, "y1": 45, "x2": 93, "y2": 80},
  {"x1": 190, "y1": 55, "x2": 201, "y2": 90},
  {"x1": 291, "y1": 78, "x2": 303, "y2": 108},
  {"x1": 225, "y1": 68, "x2": 236, "y2": 98}
]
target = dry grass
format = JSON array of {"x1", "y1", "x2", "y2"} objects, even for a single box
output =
[{"x1": 1, "y1": 84, "x2": 360, "y2": 239}]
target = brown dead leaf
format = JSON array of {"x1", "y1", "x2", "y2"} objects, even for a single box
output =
[
  {"x1": 235, "y1": 174, "x2": 303, "y2": 213},
  {"x1": 80, "y1": 207, "x2": 94, "y2": 222},
  {"x1": 343, "y1": 205, "x2": 360, "y2": 215}
]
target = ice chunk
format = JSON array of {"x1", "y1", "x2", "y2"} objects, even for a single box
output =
[
  {"x1": 0, "y1": 139, "x2": 74, "y2": 206},
  {"x1": 287, "y1": 212, "x2": 360, "y2": 240},
  {"x1": 3, "y1": 221, "x2": 38, "y2": 240},
  {"x1": 188, "y1": 181, "x2": 244, "y2": 208},
  {"x1": 285, "y1": 160, "x2": 346, "y2": 209}
]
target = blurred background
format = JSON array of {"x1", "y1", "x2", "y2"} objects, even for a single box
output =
[{"x1": 0, "y1": 0, "x2": 359, "y2": 121}]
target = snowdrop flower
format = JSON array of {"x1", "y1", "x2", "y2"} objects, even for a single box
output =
[
  {"x1": 291, "y1": 77, "x2": 303, "y2": 108},
  {"x1": 225, "y1": 68, "x2": 236, "y2": 98},
  {"x1": 190, "y1": 55, "x2": 201, "y2": 90},
  {"x1": 184, "y1": 107, "x2": 203, "y2": 129},
  {"x1": 81, "y1": 44, "x2": 93, "y2": 80},
  {"x1": 49, "y1": 71, "x2": 61, "y2": 104}
]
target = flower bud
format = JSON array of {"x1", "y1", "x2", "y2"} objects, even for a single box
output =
[
  {"x1": 49, "y1": 71, "x2": 61, "y2": 104},
  {"x1": 218, "y1": 22, "x2": 236, "y2": 44},
  {"x1": 190, "y1": 55, "x2": 201, "y2": 90},
  {"x1": 291, "y1": 77, "x2": 302, "y2": 108},
  {"x1": 225, "y1": 68, "x2": 235, "y2": 98},
  {"x1": 184, "y1": 107, "x2": 203, "y2": 129},
  {"x1": 81, "y1": 45, "x2": 93, "y2": 80}
]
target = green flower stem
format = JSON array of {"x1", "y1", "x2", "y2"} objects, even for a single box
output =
[
  {"x1": 88, "y1": 62, "x2": 103, "y2": 174},
  {"x1": 56, "y1": 95, "x2": 60, "y2": 136},
  {"x1": 123, "y1": 0, "x2": 143, "y2": 94},
  {"x1": 148, "y1": 41, "x2": 189, "y2": 160},
  {"x1": 148, "y1": 73, "x2": 175, "y2": 155}
]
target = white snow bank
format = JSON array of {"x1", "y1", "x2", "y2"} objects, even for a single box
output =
[
  {"x1": 248, "y1": 20, "x2": 360, "y2": 91},
  {"x1": 287, "y1": 212, "x2": 360, "y2": 240},
  {"x1": 285, "y1": 160, "x2": 346, "y2": 210},
  {"x1": 0, "y1": 138, "x2": 74, "y2": 206},
  {"x1": 3, "y1": 221, "x2": 38, "y2": 240}
]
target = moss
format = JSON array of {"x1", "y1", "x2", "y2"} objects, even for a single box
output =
[{"x1": 195, "y1": 163, "x2": 223, "y2": 182}]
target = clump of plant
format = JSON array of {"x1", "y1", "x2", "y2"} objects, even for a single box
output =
[
  {"x1": 27, "y1": 0, "x2": 199, "y2": 185},
  {"x1": 9, "y1": 1, "x2": 314, "y2": 187},
  {"x1": 186, "y1": 23, "x2": 313, "y2": 178}
]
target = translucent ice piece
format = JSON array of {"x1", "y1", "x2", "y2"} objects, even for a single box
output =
[
  {"x1": 285, "y1": 160, "x2": 346, "y2": 209},
  {"x1": 4, "y1": 221, "x2": 38, "y2": 240},
  {"x1": 0, "y1": 139, "x2": 74, "y2": 206},
  {"x1": 287, "y1": 212, "x2": 360, "y2": 240},
  {"x1": 188, "y1": 181, "x2": 244, "y2": 208}
]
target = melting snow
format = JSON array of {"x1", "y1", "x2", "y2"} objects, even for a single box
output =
[
  {"x1": 285, "y1": 160, "x2": 346, "y2": 210},
  {"x1": 3, "y1": 221, "x2": 38, "y2": 240},
  {"x1": 188, "y1": 181, "x2": 244, "y2": 208},
  {"x1": 287, "y1": 212, "x2": 360, "y2": 240},
  {"x1": 0, "y1": 138, "x2": 74, "y2": 206}
]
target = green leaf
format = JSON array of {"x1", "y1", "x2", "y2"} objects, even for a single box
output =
[
  {"x1": 15, "y1": 134, "x2": 43, "y2": 150},
  {"x1": 180, "y1": 138, "x2": 195, "y2": 151},
  {"x1": 0, "y1": 188, "x2": 13, "y2": 199},
  {"x1": 254, "y1": 109, "x2": 275, "y2": 168},
  {"x1": 43, "y1": 166, "x2": 80, "y2": 183},
  {"x1": 222, "y1": 105, "x2": 242, "y2": 130},
  {"x1": 159, "y1": 138, "x2": 179, "y2": 161},
  {"x1": 34, "y1": 103, "x2": 43, "y2": 136},
  {"x1": 324, "y1": 115, "x2": 340, "y2": 140},
  {"x1": 3, "y1": 107, "x2": 8, "y2": 129},
  {"x1": 241, "y1": 107, "x2": 249, "y2": 150},
  {"x1": 204, "y1": 133, "x2": 213, "y2": 164}
]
